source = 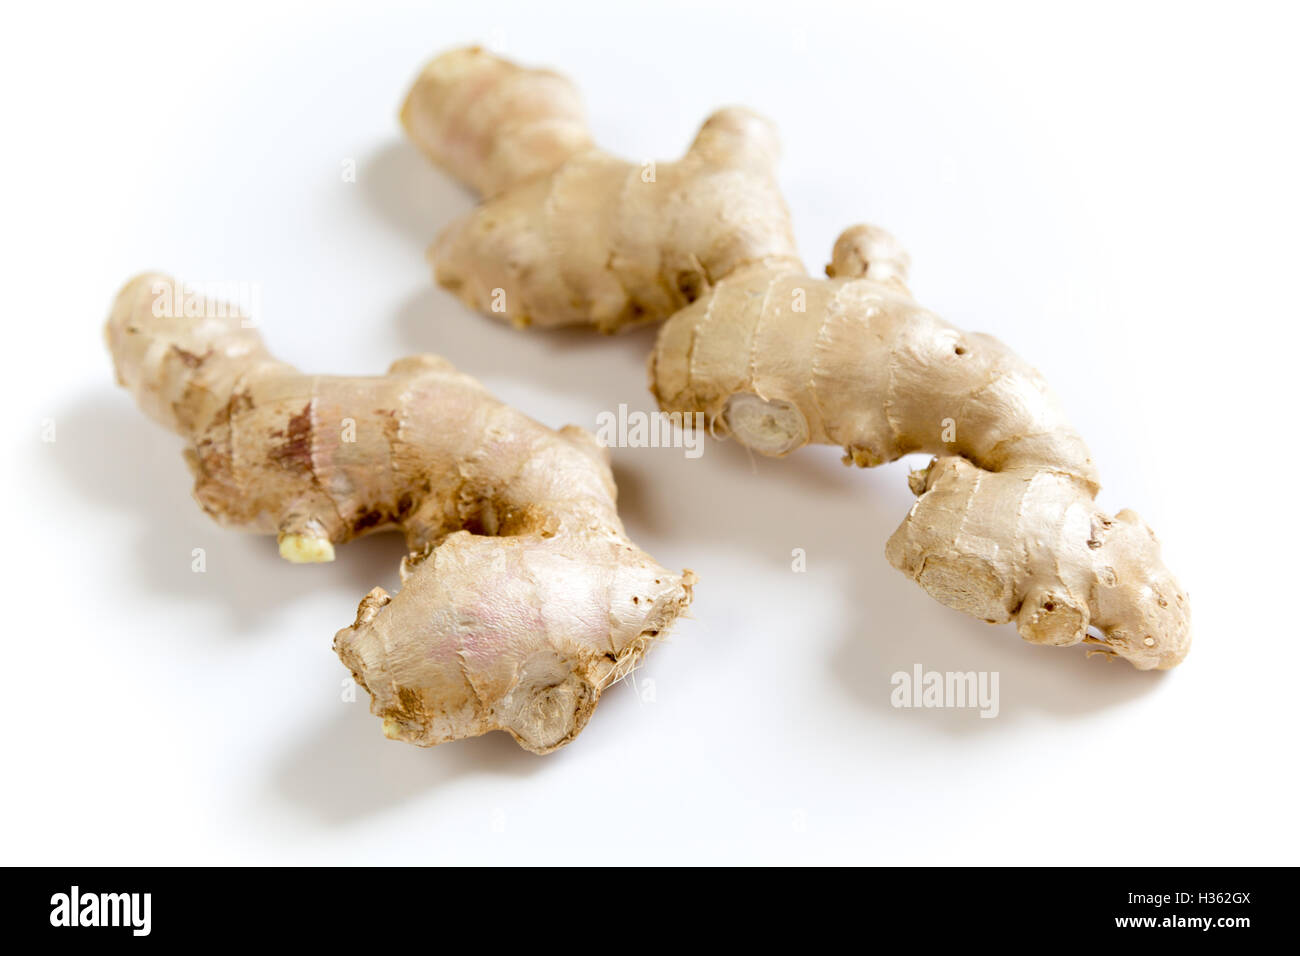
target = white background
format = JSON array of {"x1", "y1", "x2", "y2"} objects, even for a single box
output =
[{"x1": 3, "y1": 0, "x2": 1297, "y2": 865}]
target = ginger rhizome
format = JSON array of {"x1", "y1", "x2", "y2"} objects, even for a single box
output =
[
  {"x1": 401, "y1": 47, "x2": 1190, "y2": 669},
  {"x1": 106, "y1": 274, "x2": 694, "y2": 752}
]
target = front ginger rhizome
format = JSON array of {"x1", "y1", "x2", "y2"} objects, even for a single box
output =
[{"x1": 106, "y1": 275, "x2": 693, "y2": 753}]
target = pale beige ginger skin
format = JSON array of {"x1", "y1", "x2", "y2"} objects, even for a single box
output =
[
  {"x1": 105, "y1": 274, "x2": 694, "y2": 753},
  {"x1": 403, "y1": 47, "x2": 801, "y2": 333},
  {"x1": 400, "y1": 47, "x2": 1190, "y2": 669},
  {"x1": 653, "y1": 238, "x2": 1188, "y2": 668}
]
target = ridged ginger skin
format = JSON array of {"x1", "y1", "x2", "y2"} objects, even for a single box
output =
[
  {"x1": 402, "y1": 47, "x2": 1190, "y2": 669},
  {"x1": 403, "y1": 48, "x2": 800, "y2": 333},
  {"x1": 653, "y1": 237, "x2": 1188, "y2": 668},
  {"x1": 105, "y1": 274, "x2": 694, "y2": 752}
]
